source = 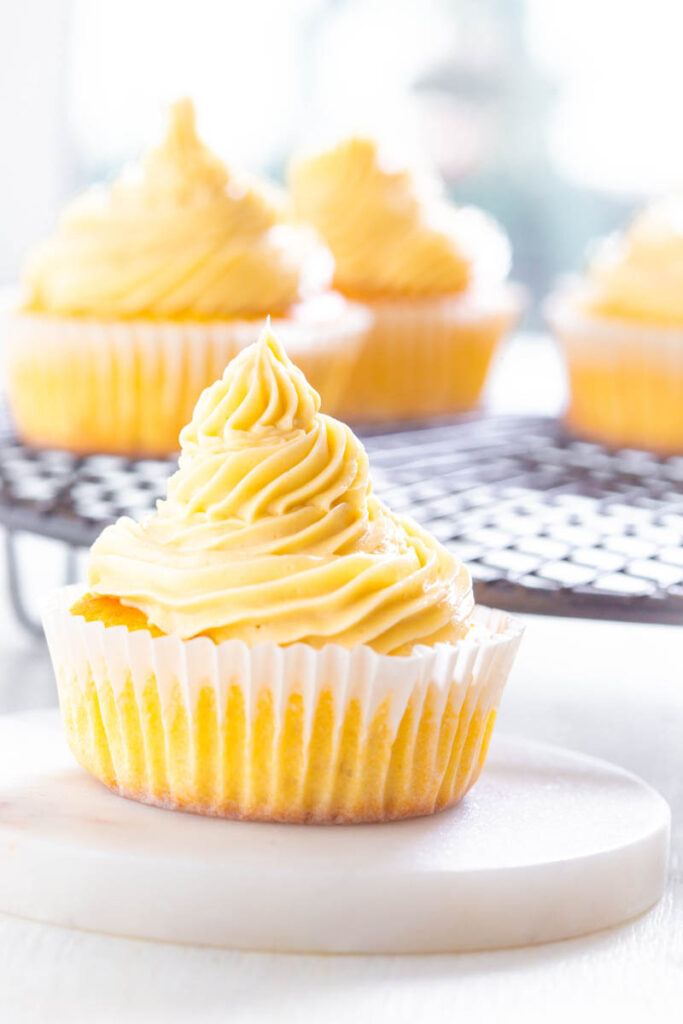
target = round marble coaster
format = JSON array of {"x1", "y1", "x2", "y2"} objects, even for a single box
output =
[{"x1": 0, "y1": 710, "x2": 670, "y2": 953}]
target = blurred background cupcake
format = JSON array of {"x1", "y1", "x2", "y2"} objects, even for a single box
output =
[
  {"x1": 289, "y1": 136, "x2": 522, "y2": 422},
  {"x1": 547, "y1": 197, "x2": 683, "y2": 453},
  {"x1": 5, "y1": 99, "x2": 370, "y2": 455}
]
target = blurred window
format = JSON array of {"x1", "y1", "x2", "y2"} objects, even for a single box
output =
[{"x1": 0, "y1": 0, "x2": 678, "y2": 318}]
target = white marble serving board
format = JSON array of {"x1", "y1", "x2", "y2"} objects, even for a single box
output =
[{"x1": 0, "y1": 711, "x2": 670, "y2": 954}]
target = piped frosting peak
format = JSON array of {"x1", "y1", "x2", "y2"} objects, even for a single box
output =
[
  {"x1": 87, "y1": 325, "x2": 473, "y2": 653},
  {"x1": 24, "y1": 100, "x2": 330, "y2": 319},
  {"x1": 141, "y1": 98, "x2": 231, "y2": 203},
  {"x1": 289, "y1": 135, "x2": 510, "y2": 299},
  {"x1": 183, "y1": 324, "x2": 320, "y2": 444},
  {"x1": 584, "y1": 196, "x2": 683, "y2": 323}
]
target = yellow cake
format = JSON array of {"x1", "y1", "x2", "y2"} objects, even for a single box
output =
[
  {"x1": 6, "y1": 100, "x2": 370, "y2": 455},
  {"x1": 289, "y1": 137, "x2": 521, "y2": 421},
  {"x1": 42, "y1": 325, "x2": 522, "y2": 823},
  {"x1": 547, "y1": 197, "x2": 683, "y2": 453}
]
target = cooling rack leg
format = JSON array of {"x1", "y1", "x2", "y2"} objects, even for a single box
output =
[
  {"x1": 4, "y1": 530, "x2": 43, "y2": 636},
  {"x1": 4, "y1": 533, "x2": 81, "y2": 636},
  {"x1": 64, "y1": 544, "x2": 78, "y2": 586}
]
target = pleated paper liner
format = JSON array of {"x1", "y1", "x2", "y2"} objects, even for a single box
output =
[
  {"x1": 43, "y1": 587, "x2": 523, "y2": 824},
  {"x1": 547, "y1": 291, "x2": 683, "y2": 454},
  {"x1": 4, "y1": 297, "x2": 371, "y2": 456},
  {"x1": 335, "y1": 282, "x2": 523, "y2": 423}
]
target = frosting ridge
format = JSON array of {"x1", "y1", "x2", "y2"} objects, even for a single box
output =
[
  {"x1": 87, "y1": 325, "x2": 474, "y2": 653},
  {"x1": 584, "y1": 197, "x2": 683, "y2": 323},
  {"x1": 289, "y1": 136, "x2": 509, "y2": 298},
  {"x1": 25, "y1": 100, "x2": 330, "y2": 319}
]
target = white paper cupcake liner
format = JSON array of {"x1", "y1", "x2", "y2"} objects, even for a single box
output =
[
  {"x1": 547, "y1": 287, "x2": 683, "y2": 452},
  {"x1": 336, "y1": 282, "x2": 524, "y2": 422},
  {"x1": 42, "y1": 586, "x2": 523, "y2": 823},
  {"x1": 3, "y1": 297, "x2": 371, "y2": 455}
]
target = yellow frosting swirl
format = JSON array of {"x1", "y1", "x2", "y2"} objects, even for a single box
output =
[
  {"x1": 24, "y1": 100, "x2": 330, "y2": 319},
  {"x1": 87, "y1": 325, "x2": 473, "y2": 654},
  {"x1": 289, "y1": 136, "x2": 509, "y2": 299},
  {"x1": 584, "y1": 197, "x2": 683, "y2": 323}
]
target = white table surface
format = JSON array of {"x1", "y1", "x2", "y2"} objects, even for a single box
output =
[{"x1": 0, "y1": 335, "x2": 681, "y2": 1022}]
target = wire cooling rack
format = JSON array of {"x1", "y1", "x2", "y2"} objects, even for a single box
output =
[{"x1": 1, "y1": 414, "x2": 683, "y2": 630}]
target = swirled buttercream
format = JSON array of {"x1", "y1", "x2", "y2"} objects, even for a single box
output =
[
  {"x1": 24, "y1": 99, "x2": 331, "y2": 318},
  {"x1": 584, "y1": 197, "x2": 683, "y2": 323},
  {"x1": 86, "y1": 324, "x2": 474, "y2": 653},
  {"x1": 289, "y1": 136, "x2": 509, "y2": 298}
]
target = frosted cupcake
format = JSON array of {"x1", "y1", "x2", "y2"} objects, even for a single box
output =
[
  {"x1": 547, "y1": 197, "x2": 683, "y2": 453},
  {"x1": 289, "y1": 137, "x2": 521, "y2": 422},
  {"x1": 42, "y1": 325, "x2": 522, "y2": 823},
  {"x1": 6, "y1": 100, "x2": 370, "y2": 455}
]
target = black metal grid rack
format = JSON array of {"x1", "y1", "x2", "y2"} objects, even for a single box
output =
[{"x1": 1, "y1": 414, "x2": 682, "y2": 631}]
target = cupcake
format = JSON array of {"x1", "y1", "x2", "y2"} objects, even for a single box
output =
[
  {"x1": 289, "y1": 137, "x2": 521, "y2": 422},
  {"x1": 6, "y1": 100, "x2": 370, "y2": 456},
  {"x1": 547, "y1": 197, "x2": 683, "y2": 453},
  {"x1": 42, "y1": 324, "x2": 522, "y2": 823}
]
